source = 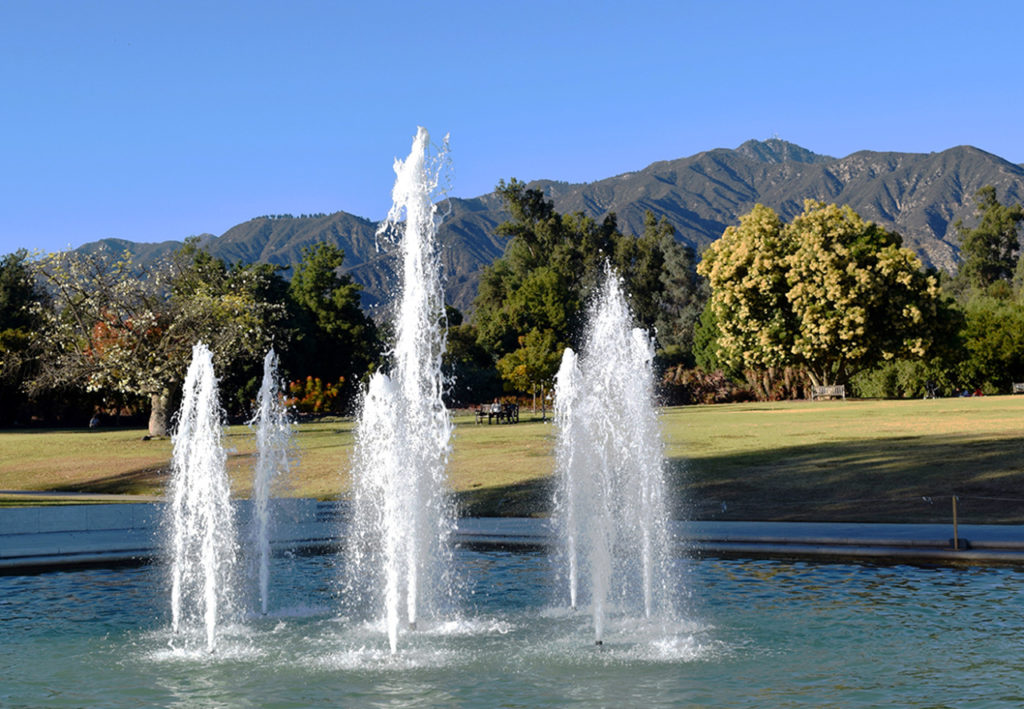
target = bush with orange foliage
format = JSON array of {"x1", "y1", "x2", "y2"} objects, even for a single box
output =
[{"x1": 284, "y1": 375, "x2": 345, "y2": 414}]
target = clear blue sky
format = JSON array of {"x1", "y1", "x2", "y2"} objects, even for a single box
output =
[{"x1": 2, "y1": 0, "x2": 1022, "y2": 255}]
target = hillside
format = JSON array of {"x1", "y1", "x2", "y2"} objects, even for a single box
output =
[
  {"x1": 76, "y1": 139, "x2": 1024, "y2": 313},
  {"x1": 539, "y1": 141, "x2": 1024, "y2": 274}
]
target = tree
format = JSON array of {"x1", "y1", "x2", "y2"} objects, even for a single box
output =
[
  {"x1": 698, "y1": 200, "x2": 944, "y2": 387},
  {"x1": 692, "y1": 301, "x2": 722, "y2": 373},
  {"x1": 1015, "y1": 253, "x2": 1024, "y2": 302},
  {"x1": 473, "y1": 180, "x2": 704, "y2": 397},
  {"x1": 286, "y1": 242, "x2": 378, "y2": 400},
  {"x1": 955, "y1": 186, "x2": 1024, "y2": 292},
  {"x1": 785, "y1": 202, "x2": 942, "y2": 387},
  {"x1": 0, "y1": 249, "x2": 49, "y2": 424},
  {"x1": 474, "y1": 179, "x2": 614, "y2": 355},
  {"x1": 0, "y1": 249, "x2": 42, "y2": 332},
  {"x1": 471, "y1": 180, "x2": 613, "y2": 397},
  {"x1": 616, "y1": 212, "x2": 704, "y2": 353},
  {"x1": 33, "y1": 244, "x2": 286, "y2": 436},
  {"x1": 443, "y1": 310, "x2": 503, "y2": 407},
  {"x1": 695, "y1": 204, "x2": 794, "y2": 372},
  {"x1": 956, "y1": 295, "x2": 1024, "y2": 392},
  {"x1": 495, "y1": 328, "x2": 563, "y2": 419}
]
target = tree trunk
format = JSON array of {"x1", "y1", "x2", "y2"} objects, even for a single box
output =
[
  {"x1": 148, "y1": 389, "x2": 171, "y2": 437},
  {"x1": 807, "y1": 370, "x2": 822, "y2": 389}
]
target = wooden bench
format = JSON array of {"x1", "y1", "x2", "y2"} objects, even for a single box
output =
[
  {"x1": 1013, "y1": 383, "x2": 1024, "y2": 394},
  {"x1": 475, "y1": 403, "x2": 520, "y2": 424},
  {"x1": 811, "y1": 384, "x2": 846, "y2": 400}
]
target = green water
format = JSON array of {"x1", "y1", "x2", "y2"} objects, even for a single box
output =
[{"x1": 2, "y1": 550, "x2": 1021, "y2": 707}]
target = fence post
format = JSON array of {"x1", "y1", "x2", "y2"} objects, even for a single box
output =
[{"x1": 952, "y1": 495, "x2": 960, "y2": 550}]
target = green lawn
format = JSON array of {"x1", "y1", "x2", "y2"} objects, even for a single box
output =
[
  {"x1": 2, "y1": 396, "x2": 1023, "y2": 523},
  {"x1": 667, "y1": 397, "x2": 1024, "y2": 524}
]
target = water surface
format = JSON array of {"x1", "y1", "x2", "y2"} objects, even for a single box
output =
[{"x1": 2, "y1": 549, "x2": 1021, "y2": 707}]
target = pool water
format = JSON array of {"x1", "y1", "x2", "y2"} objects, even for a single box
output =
[{"x1": 2, "y1": 549, "x2": 1022, "y2": 707}]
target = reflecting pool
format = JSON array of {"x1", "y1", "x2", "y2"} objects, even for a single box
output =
[{"x1": 2, "y1": 549, "x2": 1022, "y2": 707}]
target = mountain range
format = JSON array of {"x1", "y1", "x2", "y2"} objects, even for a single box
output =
[{"x1": 78, "y1": 139, "x2": 1024, "y2": 313}]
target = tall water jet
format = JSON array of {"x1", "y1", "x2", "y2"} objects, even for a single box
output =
[
  {"x1": 167, "y1": 342, "x2": 238, "y2": 652},
  {"x1": 347, "y1": 127, "x2": 454, "y2": 653},
  {"x1": 554, "y1": 270, "x2": 673, "y2": 644},
  {"x1": 249, "y1": 348, "x2": 291, "y2": 616}
]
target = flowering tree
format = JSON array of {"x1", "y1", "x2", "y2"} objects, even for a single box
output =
[
  {"x1": 698, "y1": 200, "x2": 944, "y2": 387},
  {"x1": 33, "y1": 244, "x2": 285, "y2": 436}
]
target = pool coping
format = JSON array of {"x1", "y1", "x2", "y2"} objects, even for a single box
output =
[{"x1": 3, "y1": 501, "x2": 1024, "y2": 573}]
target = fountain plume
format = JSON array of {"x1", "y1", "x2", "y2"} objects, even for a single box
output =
[
  {"x1": 167, "y1": 341, "x2": 238, "y2": 652},
  {"x1": 346, "y1": 127, "x2": 454, "y2": 653},
  {"x1": 554, "y1": 269, "x2": 673, "y2": 643},
  {"x1": 249, "y1": 348, "x2": 291, "y2": 616}
]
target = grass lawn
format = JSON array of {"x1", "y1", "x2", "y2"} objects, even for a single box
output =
[
  {"x1": 2, "y1": 396, "x2": 1022, "y2": 523},
  {"x1": 668, "y1": 397, "x2": 1024, "y2": 524}
]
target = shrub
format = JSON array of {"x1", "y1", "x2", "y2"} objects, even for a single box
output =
[
  {"x1": 285, "y1": 376, "x2": 345, "y2": 414},
  {"x1": 743, "y1": 367, "x2": 810, "y2": 401},
  {"x1": 661, "y1": 367, "x2": 754, "y2": 405}
]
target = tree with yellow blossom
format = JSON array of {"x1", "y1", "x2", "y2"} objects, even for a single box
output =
[{"x1": 698, "y1": 200, "x2": 944, "y2": 388}]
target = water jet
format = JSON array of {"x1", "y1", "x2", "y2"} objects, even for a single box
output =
[
  {"x1": 166, "y1": 342, "x2": 239, "y2": 653},
  {"x1": 346, "y1": 127, "x2": 454, "y2": 653},
  {"x1": 249, "y1": 347, "x2": 291, "y2": 616},
  {"x1": 554, "y1": 269, "x2": 673, "y2": 645}
]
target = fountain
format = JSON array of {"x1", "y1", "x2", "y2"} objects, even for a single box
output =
[
  {"x1": 248, "y1": 347, "x2": 291, "y2": 616},
  {"x1": 6, "y1": 130, "x2": 1024, "y2": 707},
  {"x1": 346, "y1": 127, "x2": 454, "y2": 653},
  {"x1": 166, "y1": 341, "x2": 239, "y2": 652},
  {"x1": 554, "y1": 269, "x2": 674, "y2": 644}
]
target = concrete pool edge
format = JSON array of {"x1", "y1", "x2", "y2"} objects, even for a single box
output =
[{"x1": 3, "y1": 500, "x2": 1024, "y2": 572}]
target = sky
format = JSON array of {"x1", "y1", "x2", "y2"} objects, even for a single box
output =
[{"x1": 2, "y1": 0, "x2": 1023, "y2": 255}]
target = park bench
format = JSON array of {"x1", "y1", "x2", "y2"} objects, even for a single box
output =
[
  {"x1": 475, "y1": 403, "x2": 520, "y2": 424},
  {"x1": 811, "y1": 384, "x2": 846, "y2": 400},
  {"x1": 1013, "y1": 382, "x2": 1024, "y2": 394}
]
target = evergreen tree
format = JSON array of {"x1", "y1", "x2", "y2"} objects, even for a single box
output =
[
  {"x1": 0, "y1": 249, "x2": 48, "y2": 425},
  {"x1": 473, "y1": 180, "x2": 703, "y2": 396},
  {"x1": 956, "y1": 185, "x2": 1024, "y2": 292},
  {"x1": 286, "y1": 242, "x2": 378, "y2": 403}
]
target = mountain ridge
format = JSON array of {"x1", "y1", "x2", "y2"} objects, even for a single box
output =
[{"x1": 75, "y1": 139, "x2": 1024, "y2": 313}]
